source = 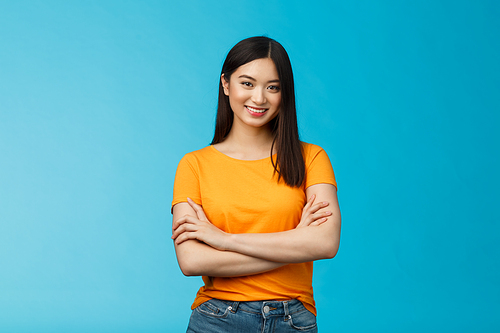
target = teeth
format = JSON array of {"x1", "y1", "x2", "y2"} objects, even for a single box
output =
[{"x1": 247, "y1": 106, "x2": 267, "y2": 113}]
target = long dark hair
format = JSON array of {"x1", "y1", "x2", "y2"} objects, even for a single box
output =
[{"x1": 211, "y1": 36, "x2": 305, "y2": 187}]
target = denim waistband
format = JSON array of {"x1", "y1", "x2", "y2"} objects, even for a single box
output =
[{"x1": 213, "y1": 299, "x2": 305, "y2": 319}]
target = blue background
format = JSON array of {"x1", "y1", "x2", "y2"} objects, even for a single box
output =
[{"x1": 1, "y1": 0, "x2": 498, "y2": 332}]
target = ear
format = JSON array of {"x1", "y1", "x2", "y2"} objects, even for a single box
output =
[{"x1": 221, "y1": 74, "x2": 229, "y2": 96}]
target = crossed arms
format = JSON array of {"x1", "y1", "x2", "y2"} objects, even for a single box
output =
[{"x1": 172, "y1": 183, "x2": 340, "y2": 277}]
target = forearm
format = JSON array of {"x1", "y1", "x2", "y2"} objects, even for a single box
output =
[
  {"x1": 172, "y1": 184, "x2": 340, "y2": 271},
  {"x1": 225, "y1": 184, "x2": 341, "y2": 263},
  {"x1": 175, "y1": 239, "x2": 285, "y2": 277},
  {"x1": 226, "y1": 223, "x2": 340, "y2": 263}
]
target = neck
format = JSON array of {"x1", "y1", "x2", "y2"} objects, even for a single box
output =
[{"x1": 216, "y1": 122, "x2": 276, "y2": 160}]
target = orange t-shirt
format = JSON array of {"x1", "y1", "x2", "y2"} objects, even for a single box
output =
[{"x1": 171, "y1": 142, "x2": 336, "y2": 315}]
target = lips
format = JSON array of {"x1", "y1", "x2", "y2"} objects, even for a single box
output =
[{"x1": 245, "y1": 105, "x2": 268, "y2": 117}]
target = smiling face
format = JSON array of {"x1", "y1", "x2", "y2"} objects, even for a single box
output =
[{"x1": 222, "y1": 58, "x2": 281, "y2": 131}]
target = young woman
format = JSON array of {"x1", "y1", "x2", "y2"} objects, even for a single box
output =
[{"x1": 171, "y1": 36, "x2": 341, "y2": 333}]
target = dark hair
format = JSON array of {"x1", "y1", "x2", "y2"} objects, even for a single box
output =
[{"x1": 211, "y1": 36, "x2": 305, "y2": 187}]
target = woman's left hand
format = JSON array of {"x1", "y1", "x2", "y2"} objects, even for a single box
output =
[{"x1": 172, "y1": 198, "x2": 229, "y2": 250}]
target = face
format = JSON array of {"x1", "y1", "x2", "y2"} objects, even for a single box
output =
[{"x1": 222, "y1": 58, "x2": 281, "y2": 130}]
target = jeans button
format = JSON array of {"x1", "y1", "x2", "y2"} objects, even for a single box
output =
[{"x1": 263, "y1": 305, "x2": 270, "y2": 313}]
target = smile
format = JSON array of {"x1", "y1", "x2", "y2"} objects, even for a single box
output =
[{"x1": 245, "y1": 106, "x2": 268, "y2": 116}]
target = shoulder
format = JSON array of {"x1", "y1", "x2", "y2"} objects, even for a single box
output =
[
  {"x1": 301, "y1": 142, "x2": 325, "y2": 153},
  {"x1": 179, "y1": 146, "x2": 215, "y2": 163},
  {"x1": 300, "y1": 142, "x2": 337, "y2": 188},
  {"x1": 300, "y1": 142, "x2": 328, "y2": 162},
  {"x1": 176, "y1": 146, "x2": 216, "y2": 172}
]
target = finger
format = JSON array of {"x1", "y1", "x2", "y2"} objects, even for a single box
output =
[
  {"x1": 308, "y1": 201, "x2": 329, "y2": 215},
  {"x1": 303, "y1": 200, "x2": 326, "y2": 217},
  {"x1": 310, "y1": 217, "x2": 328, "y2": 226},
  {"x1": 187, "y1": 197, "x2": 209, "y2": 221},
  {"x1": 173, "y1": 214, "x2": 198, "y2": 231},
  {"x1": 311, "y1": 210, "x2": 332, "y2": 222},
  {"x1": 172, "y1": 223, "x2": 199, "y2": 240},
  {"x1": 303, "y1": 210, "x2": 331, "y2": 227},
  {"x1": 172, "y1": 215, "x2": 189, "y2": 231},
  {"x1": 301, "y1": 194, "x2": 316, "y2": 219},
  {"x1": 300, "y1": 215, "x2": 317, "y2": 227},
  {"x1": 174, "y1": 231, "x2": 198, "y2": 245},
  {"x1": 172, "y1": 215, "x2": 185, "y2": 231},
  {"x1": 304, "y1": 194, "x2": 315, "y2": 209}
]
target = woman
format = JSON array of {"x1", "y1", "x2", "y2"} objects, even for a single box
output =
[{"x1": 171, "y1": 36, "x2": 340, "y2": 333}]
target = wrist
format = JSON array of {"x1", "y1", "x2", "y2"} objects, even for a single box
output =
[{"x1": 223, "y1": 233, "x2": 237, "y2": 252}]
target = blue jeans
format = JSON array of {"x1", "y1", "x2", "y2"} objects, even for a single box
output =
[{"x1": 186, "y1": 299, "x2": 318, "y2": 333}]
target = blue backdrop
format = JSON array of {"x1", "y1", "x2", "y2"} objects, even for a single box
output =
[{"x1": 1, "y1": 1, "x2": 498, "y2": 332}]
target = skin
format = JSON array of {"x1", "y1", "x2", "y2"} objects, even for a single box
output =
[
  {"x1": 172, "y1": 58, "x2": 341, "y2": 276},
  {"x1": 217, "y1": 58, "x2": 282, "y2": 160}
]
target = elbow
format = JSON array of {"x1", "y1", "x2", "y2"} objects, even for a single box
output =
[
  {"x1": 177, "y1": 257, "x2": 202, "y2": 277},
  {"x1": 323, "y1": 246, "x2": 338, "y2": 259},
  {"x1": 179, "y1": 261, "x2": 201, "y2": 276},
  {"x1": 317, "y1": 223, "x2": 341, "y2": 259},
  {"x1": 320, "y1": 241, "x2": 339, "y2": 260},
  {"x1": 179, "y1": 263, "x2": 195, "y2": 277},
  {"x1": 175, "y1": 241, "x2": 212, "y2": 276}
]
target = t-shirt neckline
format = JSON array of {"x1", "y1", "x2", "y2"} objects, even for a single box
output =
[{"x1": 210, "y1": 145, "x2": 276, "y2": 162}]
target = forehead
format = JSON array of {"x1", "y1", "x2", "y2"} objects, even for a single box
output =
[{"x1": 232, "y1": 58, "x2": 279, "y2": 80}]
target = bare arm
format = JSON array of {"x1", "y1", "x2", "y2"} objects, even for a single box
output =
[
  {"x1": 226, "y1": 184, "x2": 340, "y2": 263},
  {"x1": 173, "y1": 202, "x2": 285, "y2": 277},
  {"x1": 173, "y1": 183, "x2": 340, "y2": 264}
]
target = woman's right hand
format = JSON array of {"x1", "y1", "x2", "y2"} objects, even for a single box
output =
[
  {"x1": 297, "y1": 194, "x2": 331, "y2": 228},
  {"x1": 172, "y1": 198, "x2": 230, "y2": 251}
]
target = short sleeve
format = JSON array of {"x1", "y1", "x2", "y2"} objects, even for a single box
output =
[
  {"x1": 171, "y1": 153, "x2": 202, "y2": 211},
  {"x1": 304, "y1": 144, "x2": 337, "y2": 189}
]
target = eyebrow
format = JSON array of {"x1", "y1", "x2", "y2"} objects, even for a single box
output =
[{"x1": 238, "y1": 75, "x2": 280, "y2": 83}]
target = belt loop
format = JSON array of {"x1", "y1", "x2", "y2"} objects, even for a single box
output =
[
  {"x1": 229, "y1": 301, "x2": 239, "y2": 313},
  {"x1": 283, "y1": 301, "x2": 291, "y2": 321}
]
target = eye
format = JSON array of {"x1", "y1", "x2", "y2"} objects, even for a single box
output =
[
  {"x1": 268, "y1": 85, "x2": 280, "y2": 92},
  {"x1": 241, "y1": 81, "x2": 253, "y2": 87}
]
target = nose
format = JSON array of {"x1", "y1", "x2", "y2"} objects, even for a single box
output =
[{"x1": 251, "y1": 88, "x2": 266, "y2": 105}]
